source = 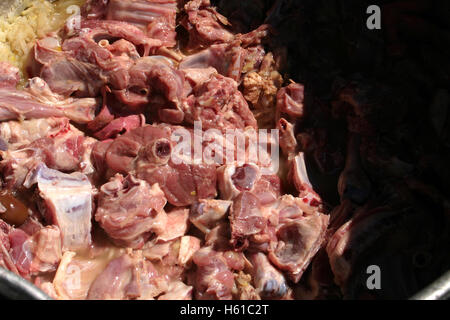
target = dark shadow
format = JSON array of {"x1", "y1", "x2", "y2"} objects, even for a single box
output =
[{"x1": 215, "y1": 0, "x2": 450, "y2": 299}]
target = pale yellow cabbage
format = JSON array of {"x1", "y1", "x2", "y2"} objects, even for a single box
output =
[{"x1": 0, "y1": 0, "x2": 86, "y2": 79}]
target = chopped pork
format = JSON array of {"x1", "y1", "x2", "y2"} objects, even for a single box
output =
[{"x1": 0, "y1": 0, "x2": 338, "y2": 301}]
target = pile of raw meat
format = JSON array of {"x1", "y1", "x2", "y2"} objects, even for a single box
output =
[
  {"x1": 0, "y1": 0, "x2": 329, "y2": 300},
  {"x1": 1, "y1": 0, "x2": 448, "y2": 300}
]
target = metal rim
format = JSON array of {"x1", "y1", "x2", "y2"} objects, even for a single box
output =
[
  {"x1": 410, "y1": 270, "x2": 450, "y2": 300},
  {"x1": 0, "y1": 267, "x2": 52, "y2": 300},
  {"x1": 1, "y1": 266, "x2": 449, "y2": 300}
]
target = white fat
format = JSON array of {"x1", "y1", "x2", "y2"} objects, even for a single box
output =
[{"x1": 24, "y1": 163, "x2": 93, "y2": 252}]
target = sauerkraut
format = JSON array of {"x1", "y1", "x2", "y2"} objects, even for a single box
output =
[{"x1": 0, "y1": 0, "x2": 85, "y2": 79}]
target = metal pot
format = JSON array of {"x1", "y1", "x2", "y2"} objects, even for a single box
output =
[
  {"x1": 0, "y1": 268, "x2": 51, "y2": 300},
  {"x1": 1, "y1": 265, "x2": 449, "y2": 300},
  {"x1": 0, "y1": 0, "x2": 449, "y2": 301}
]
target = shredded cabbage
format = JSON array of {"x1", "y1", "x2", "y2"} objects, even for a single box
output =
[{"x1": 0, "y1": 0, "x2": 85, "y2": 80}]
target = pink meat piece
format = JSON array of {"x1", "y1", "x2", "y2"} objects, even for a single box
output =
[
  {"x1": 93, "y1": 114, "x2": 145, "y2": 140},
  {"x1": 25, "y1": 77, "x2": 98, "y2": 123},
  {"x1": 34, "y1": 19, "x2": 162, "y2": 98},
  {"x1": 277, "y1": 118, "x2": 298, "y2": 157},
  {"x1": 143, "y1": 237, "x2": 189, "y2": 282},
  {"x1": 228, "y1": 166, "x2": 265, "y2": 194},
  {"x1": 0, "y1": 62, "x2": 20, "y2": 88},
  {"x1": 33, "y1": 36, "x2": 117, "y2": 96},
  {"x1": 0, "y1": 220, "x2": 17, "y2": 273},
  {"x1": 268, "y1": 211, "x2": 329, "y2": 283},
  {"x1": 190, "y1": 199, "x2": 232, "y2": 234},
  {"x1": 179, "y1": 34, "x2": 267, "y2": 82},
  {"x1": 0, "y1": 118, "x2": 91, "y2": 188},
  {"x1": 235, "y1": 193, "x2": 328, "y2": 283},
  {"x1": 88, "y1": 86, "x2": 145, "y2": 139},
  {"x1": 243, "y1": 196, "x2": 287, "y2": 253},
  {"x1": 107, "y1": 38, "x2": 142, "y2": 59},
  {"x1": 183, "y1": 0, "x2": 234, "y2": 49},
  {"x1": 82, "y1": 0, "x2": 177, "y2": 47},
  {"x1": 252, "y1": 174, "x2": 283, "y2": 206},
  {"x1": 156, "y1": 208, "x2": 189, "y2": 242},
  {"x1": 192, "y1": 246, "x2": 243, "y2": 300},
  {"x1": 111, "y1": 89, "x2": 150, "y2": 112},
  {"x1": 39, "y1": 57, "x2": 105, "y2": 98},
  {"x1": 249, "y1": 252, "x2": 289, "y2": 299},
  {"x1": 276, "y1": 83, "x2": 305, "y2": 120},
  {"x1": 8, "y1": 226, "x2": 62, "y2": 277},
  {"x1": 87, "y1": 251, "x2": 167, "y2": 300},
  {"x1": 178, "y1": 236, "x2": 201, "y2": 266},
  {"x1": 222, "y1": 163, "x2": 264, "y2": 196},
  {"x1": 52, "y1": 241, "x2": 124, "y2": 300},
  {"x1": 181, "y1": 67, "x2": 217, "y2": 95},
  {"x1": 271, "y1": 195, "x2": 315, "y2": 224},
  {"x1": 18, "y1": 217, "x2": 44, "y2": 236},
  {"x1": 87, "y1": 252, "x2": 138, "y2": 299},
  {"x1": 7, "y1": 229, "x2": 31, "y2": 276},
  {"x1": 60, "y1": 38, "x2": 136, "y2": 91},
  {"x1": 142, "y1": 239, "x2": 172, "y2": 261},
  {"x1": 204, "y1": 222, "x2": 231, "y2": 251},
  {"x1": 229, "y1": 191, "x2": 328, "y2": 284},
  {"x1": 217, "y1": 163, "x2": 281, "y2": 205},
  {"x1": 101, "y1": 124, "x2": 217, "y2": 206},
  {"x1": 27, "y1": 35, "x2": 64, "y2": 77},
  {"x1": 0, "y1": 117, "x2": 71, "y2": 151},
  {"x1": 26, "y1": 132, "x2": 84, "y2": 172},
  {"x1": 235, "y1": 24, "x2": 270, "y2": 48},
  {"x1": 62, "y1": 28, "x2": 127, "y2": 65},
  {"x1": 67, "y1": 19, "x2": 161, "y2": 57},
  {"x1": 124, "y1": 251, "x2": 169, "y2": 300},
  {"x1": 114, "y1": 56, "x2": 185, "y2": 113},
  {"x1": 95, "y1": 174, "x2": 167, "y2": 248},
  {"x1": 135, "y1": 259, "x2": 170, "y2": 299},
  {"x1": 0, "y1": 219, "x2": 11, "y2": 242},
  {"x1": 91, "y1": 138, "x2": 114, "y2": 177},
  {"x1": 182, "y1": 74, "x2": 257, "y2": 131},
  {"x1": 102, "y1": 124, "x2": 170, "y2": 173},
  {"x1": 27, "y1": 226, "x2": 62, "y2": 274},
  {"x1": 229, "y1": 191, "x2": 266, "y2": 250},
  {"x1": 289, "y1": 152, "x2": 323, "y2": 207},
  {"x1": 23, "y1": 164, "x2": 93, "y2": 252},
  {"x1": 0, "y1": 79, "x2": 97, "y2": 124},
  {"x1": 179, "y1": 43, "x2": 247, "y2": 82},
  {"x1": 32, "y1": 24, "x2": 180, "y2": 123},
  {"x1": 106, "y1": 0, "x2": 177, "y2": 47},
  {"x1": 87, "y1": 99, "x2": 115, "y2": 133},
  {"x1": 144, "y1": 235, "x2": 201, "y2": 271}
]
